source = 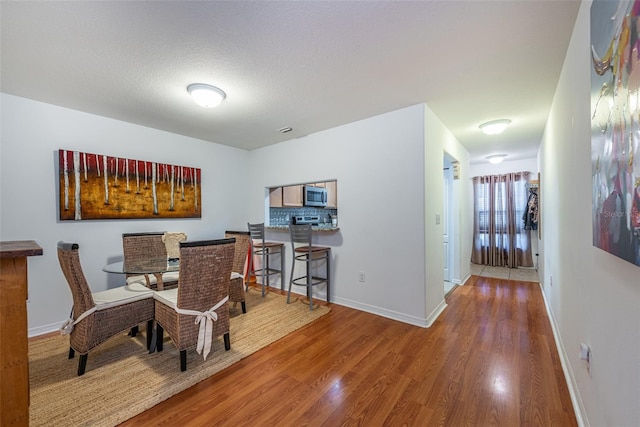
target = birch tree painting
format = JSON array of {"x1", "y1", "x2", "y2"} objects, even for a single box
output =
[{"x1": 58, "y1": 149, "x2": 201, "y2": 220}]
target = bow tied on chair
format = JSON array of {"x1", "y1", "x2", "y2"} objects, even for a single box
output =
[{"x1": 175, "y1": 296, "x2": 229, "y2": 360}]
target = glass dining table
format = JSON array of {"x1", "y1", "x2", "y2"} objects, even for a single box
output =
[{"x1": 102, "y1": 258, "x2": 179, "y2": 291}]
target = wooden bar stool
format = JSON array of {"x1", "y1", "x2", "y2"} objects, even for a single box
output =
[
  {"x1": 288, "y1": 224, "x2": 331, "y2": 311},
  {"x1": 247, "y1": 223, "x2": 285, "y2": 297}
]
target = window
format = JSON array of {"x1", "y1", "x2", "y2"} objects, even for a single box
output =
[{"x1": 472, "y1": 172, "x2": 533, "y2": 267}]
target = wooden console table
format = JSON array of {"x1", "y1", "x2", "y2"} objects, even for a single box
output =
[{"x1": 1, "y1": 240, "x2": 43, "y2": 426}]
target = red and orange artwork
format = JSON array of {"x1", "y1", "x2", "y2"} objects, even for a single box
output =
[{"x1": 58, "y1": 150, "x2": 201, "y2": 220}]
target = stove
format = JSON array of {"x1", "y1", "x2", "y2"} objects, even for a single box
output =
[{"x1": 293, "y1": 215, "x2": 321, "y2": 225}]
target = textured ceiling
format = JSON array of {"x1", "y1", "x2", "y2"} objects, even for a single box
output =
[{"x1": 1, "y1": 1, "x2": 581, "y2": 164}]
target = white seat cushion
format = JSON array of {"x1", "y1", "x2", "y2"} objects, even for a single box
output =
[
  {"x1": 92, "y1": 282, "x2": 154, "y2": 310},
  {"x1": 162, "y1": 271, "x2": 180, "y2": 282},
  {"x1": 127, "y1": 271, "x2": 179, "y2": 287},
  {"x1": 153, "y1": 287, "x2": 178, "y2": 308},
  {"x1": 126, "y1": 274, "x2": 157, "y2": 286}
]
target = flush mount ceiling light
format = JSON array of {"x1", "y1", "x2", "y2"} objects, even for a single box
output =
[
  {"x1": 479, "y1": 119, "x2": 511, "y2": 135},
  {"x1": 187, "y1": 84, "x2": 226, "y2": 108},
  {"x1": 486, "y1": 154, "x2": 507, "y2": 164}
]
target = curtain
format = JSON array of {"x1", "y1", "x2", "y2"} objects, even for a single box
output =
[{"x1": 471, "y1": 172, "x2": 533, "y2": 268}]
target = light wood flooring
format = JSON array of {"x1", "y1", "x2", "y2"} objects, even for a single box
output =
[
  {"x1": 120, "y1": 276, "x2": 576, "y2": 426},
  {"x1": 446, "y1": 264, "x2": 538, "y2": 297}
]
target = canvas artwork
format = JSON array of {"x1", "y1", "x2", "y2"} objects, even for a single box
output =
[
  {"x1": 58, "y1": 150, "x2": 201, "y2": 220},
  {"x1": 590, "y1": 0, "x2": 640, "y2": 266}
]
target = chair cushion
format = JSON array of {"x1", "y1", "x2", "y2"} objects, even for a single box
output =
[
  {"x1": 91, "y1": 283, "x2": 154, "y2": 310},
  {"x1": 153, "y1": 287, "x2": 179, "y2": 308},
  {"x1": 126, "y1": 274, "x2": 158, "y2": 286},
  {"x1": 162, "y1": 271, "x2": 180, "y2": 282}
]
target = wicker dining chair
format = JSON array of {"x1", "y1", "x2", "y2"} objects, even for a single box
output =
[
  {"x1": 122, "y1": 232, "x2": 179, "y2": 289},
  {"x1": 57, "y1": 241, "x2": 155, "y2": 376},
  {"x1": 153, "y1": 238, "x2": 235, "y2": 372},
  {"x1": 225, "y1": 231, "x2": 250, "y2": 313}
]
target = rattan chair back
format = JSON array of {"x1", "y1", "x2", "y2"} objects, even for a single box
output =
[
  {"x1": 57, "y1": 242, "x2": 95, "y2": 318},
  {"x1": 176, "y1": 239, "x2": 235, "y2": 312},
  {"x1": 224, "y1": 231, "x2": 250, "y2": 313},
  {"x1": 57, "y1": 241, "x2": 155, "y2": 375},
  {"x1": 224, "y1": 231, "x2": 251, "y2": 274},
  {"x1": 122, "y1": 232, "x2": 167, "y2": 272},
  {"x1": 154, "y1": 238, "x2": 236, "y2": 361}
]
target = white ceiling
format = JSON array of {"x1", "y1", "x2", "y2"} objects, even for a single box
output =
[{"x1": 1, "y1": 1, "x2": 581, "y2": 164}]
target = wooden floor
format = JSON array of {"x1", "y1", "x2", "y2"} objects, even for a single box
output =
[{"x1": 120, "y1": 276, "x2": 577, "y2": 426}]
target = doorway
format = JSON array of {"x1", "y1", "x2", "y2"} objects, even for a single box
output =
[{"x1": 443, "y1": 157, "x2": 455, "y2": 295}]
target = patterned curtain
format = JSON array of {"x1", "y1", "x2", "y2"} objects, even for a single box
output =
[{"x1": 471, "y1": 172, "x2": 533, "y2": 268}]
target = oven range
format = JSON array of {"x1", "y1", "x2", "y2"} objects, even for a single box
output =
[{"x1": 293, "y1": 215, "x2": 321, "y2": 225}]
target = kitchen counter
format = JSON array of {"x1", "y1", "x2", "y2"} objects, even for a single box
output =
[{"x1": 267, "y1": 224, "x2": 340, "y2": 232}]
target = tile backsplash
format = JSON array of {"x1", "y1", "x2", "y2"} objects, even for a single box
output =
[{"x1": 270, "y1": 207, "x2": 338, "y2": 226}]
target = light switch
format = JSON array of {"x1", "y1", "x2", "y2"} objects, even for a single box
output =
[{"x1": 436, "y1": 214, "x2": 441, "y2": 224}]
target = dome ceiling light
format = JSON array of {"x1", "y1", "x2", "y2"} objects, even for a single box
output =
[
  {"x1": 187, "y1": 84, "x2": 226, "y2": 108},
  {"x1": 486, "y1": 154, "x2": 508, "y2": 164},
  {"x1": 479, "y1": 119, "x2": 511, "y2": 135}
]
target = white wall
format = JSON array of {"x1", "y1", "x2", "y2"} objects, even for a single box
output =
[
  {"x1": 248, "y1": 104, "x2": 440, "y2": 325},
  {"x1": 0, "y1": 94, "x2": 250, "y2": 335},
  {"x1": 426, "y1": 105, "x2": 472, "y2": 309},
  {"x1": 540, "y1": 2, "x2": 640, "y2": 425},
  {"x1": 470, "y1": 157, "x2": 538, "y2": 178},
  {"x1": 1, "y1": 95, "x2": 473, "y2": 334},
  {"x1": 244, "y1": 104, "x2": 470, "y2": 326}
]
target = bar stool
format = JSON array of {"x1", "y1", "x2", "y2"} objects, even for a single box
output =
[
  {"x1": 288, "y1": 224, "x2": 331, "y2": 311},
  {"x1": 247, "y1": 223, "x2": 285, "y2": 297}
]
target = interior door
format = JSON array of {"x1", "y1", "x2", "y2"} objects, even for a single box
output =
[{"x1": 443, "y1": 167, "x2": 452, "y2": 283}]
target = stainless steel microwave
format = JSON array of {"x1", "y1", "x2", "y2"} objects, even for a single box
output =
[{"x1": 304, "y1": 185, "x2": 327, "y2": 207}]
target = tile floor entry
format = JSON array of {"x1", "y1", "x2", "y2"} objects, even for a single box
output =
[
  {"x1": 470, "y1": 263, "x2": 539, "y2": 282},
  {"x1": 445, "y1": 263, "x2": 539, "y2": 297}
]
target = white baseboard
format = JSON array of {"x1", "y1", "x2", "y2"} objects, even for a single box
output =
[
  {"x1": 425, "y1": 299, "x2": 447, "y2": 327},
  {"x1": 538, "y1": 283, "x2": 588, "y2": 427},
  {"x1": 330, "y1": 295, "x2": 445, "y2": 328},
  {"x1": 455, "y1": 272, "x2": 472, "y2": 286},
  {"x1": 29, "y1": 321, "x2": 63, "y2": 338}
]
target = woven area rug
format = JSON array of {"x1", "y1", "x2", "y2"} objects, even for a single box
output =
[{"x1": 28, "y1": 290, "x2": 329, "y2": 426}]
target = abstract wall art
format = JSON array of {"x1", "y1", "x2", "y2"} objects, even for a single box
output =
[
  {"x1": 58, "y1": 149, "x2": 201, "y2": 220},
  {"x1": 590, "y1": 0, "x2": 640, "y2": 266}
]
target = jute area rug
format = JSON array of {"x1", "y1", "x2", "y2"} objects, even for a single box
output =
[{"x1": 28, "y1": 290, "x2": 330, "y2": 426}]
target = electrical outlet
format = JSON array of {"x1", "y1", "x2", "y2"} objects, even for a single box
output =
[
  {"x1": 580, "y1": 343, "x2": 592, "y2": 377},
  {"x1": 359, "y1": 271, "x2": 366, "y2": 282}
]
